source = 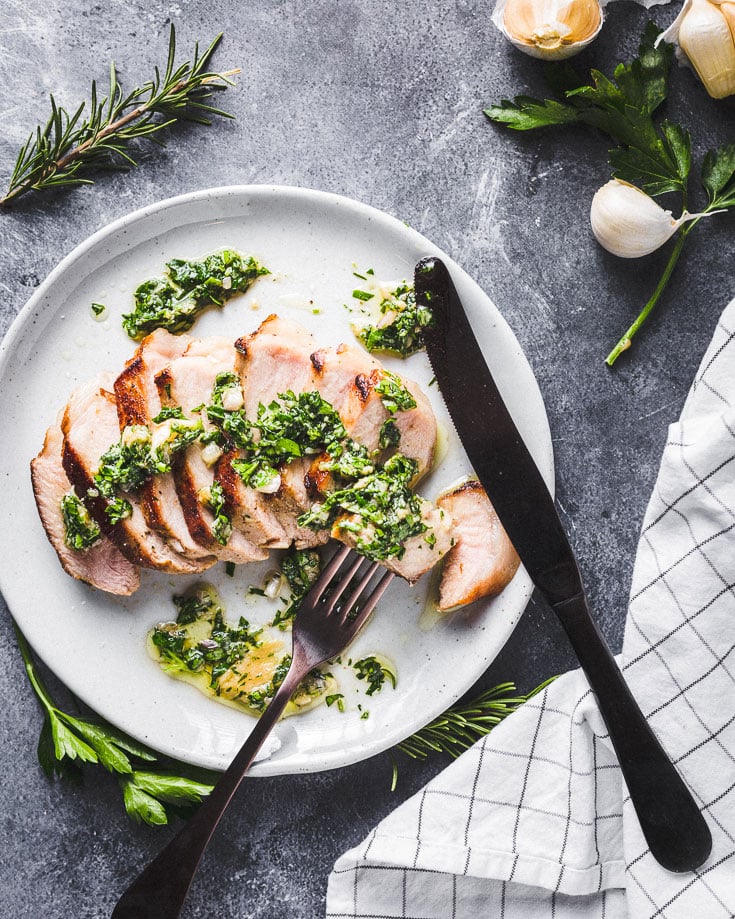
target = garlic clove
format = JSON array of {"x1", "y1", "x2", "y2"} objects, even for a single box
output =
[
  {"x1": 590, "y1": 180, "x2": 681, "y2": 258},
  {"x1": 659, "y1": 0, "x2": 735, "y2": 99},
  {"x1": 495, "y1": 0, "x2": 603, "y2": 60}
]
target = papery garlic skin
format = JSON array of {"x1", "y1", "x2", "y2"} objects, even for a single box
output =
[
  {"x1": 658, "y1": 0, "x2": 735, "y2": 99},
  {"x1": 500, "y1": 0, "x2": 603, "y2": 60},
  {"x1": 492, "y1": 0, "x2": 669, "y2": 61},
  {"x1": 590, "y1": 180, "x2": 682, "y2": 258}
]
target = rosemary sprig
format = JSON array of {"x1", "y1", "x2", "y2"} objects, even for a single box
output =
[
  {"x1": 389, "y1": 677, "x2": 556, "y2": 790},
  {"x1": 1, "y1": 25, "x2": 238, "y2": 207}
]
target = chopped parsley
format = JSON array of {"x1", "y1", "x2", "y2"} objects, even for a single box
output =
[
  {"x1": 378, "y1": 418, "x2": 400, "y2": 450},
  {"x1": 201, "y1": 481, "x2": 232, "y2": 546},
  {"x1": 105, "y1": 497, "x2": 132, "y2": 524},
  {"x1": 272, "y1": 548, "x2": 321, "y2": 628},
  {"x1": 60, "y1": 493, "x2": 101, "y2": 551},
  {"x1": 375, "y1": 370, "x2": 417, "y2": 414},
  {"x1": 299, "y1": 454, "x2": 428, "y2": 561},
  {"x1": 354, "y1": 656, "x2": 397, "y2": 696},
  {"x1": 358, "y1": 282, "x2": 432, "y2": 357},
  {"x1": 173, "y1": 584, "x2": 222, "y2": 624},
  {"x1": 122, "y1": 250, "x2": 269, "y2": 340},
  {"x1": 230, "y1": 390, "x2": 348, "y2": 489},
  {"x1": 152, "y1": 609, "x2": 261, "y2": 688},
  {"x1": 326, "y1": 692, "x2": 345, "y2": 712},
  {"x1": 92, "y1": 418, "x2": 202, "y2": 523}
]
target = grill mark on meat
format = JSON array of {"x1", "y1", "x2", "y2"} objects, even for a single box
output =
[
  {"x1": 354, "y1": 373, "x2": 372, "y2": 402},
  {"x1": 61, "y1": 375, "x2": 202, "y2": 573},
  {"x1": 114, "y1": 330, "x2": 216, "y2": 567},
  {"x1": 156, "y1": 343, "x2": 269, "y2": 563}
]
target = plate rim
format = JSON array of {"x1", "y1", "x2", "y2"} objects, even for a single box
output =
[{"x1": 0, "y1": 184, "x2": 554, "y2": 774}]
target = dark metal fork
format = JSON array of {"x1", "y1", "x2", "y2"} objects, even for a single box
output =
[{"x1": 111, "y1": 545, "x2": 394, "y2": 919}]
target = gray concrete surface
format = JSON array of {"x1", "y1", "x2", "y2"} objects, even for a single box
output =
[{"x1": 1, "y1": 1, "x2": 734, "y2": 916}]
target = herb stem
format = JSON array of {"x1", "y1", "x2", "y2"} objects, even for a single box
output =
[
  {"x1": 51, "y1": 70, "x2": 240, "y2": 176},
  {"x1": 605, "y1": 228, "x2": 690, "y2": 367},
  {"x1": 0, "y1": 28, "x2": 238, "y2": 207},
  {"x1": 12, "y1": 620, "x2": 56, "y2": 714}
]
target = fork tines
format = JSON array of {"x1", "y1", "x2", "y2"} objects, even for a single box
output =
[{"x1": 311, "y1": 546, "x2": 394, "y2": 627}]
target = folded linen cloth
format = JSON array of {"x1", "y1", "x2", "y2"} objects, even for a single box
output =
[{"x1": 326, "y1": 302, "x2": 735, "y2": 919}]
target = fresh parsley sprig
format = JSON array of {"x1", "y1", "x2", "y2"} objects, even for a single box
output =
[
  {"x1": 1, "y1": 25, "x2": 237, "y2": 207},
  {"x1": 485, "y1": 23, "x2": 735, "y2": 365},
  {"x1": 389, "y1": 677, "x2": 556, "y2": 790},
  {"x1": 15, "y1": 623, "x2": 215, "y2": 826}
]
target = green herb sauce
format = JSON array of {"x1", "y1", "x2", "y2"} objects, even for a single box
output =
[
  {"x1": 122, "y1": 249, "x2": 269, "y2": 340},
  {"x1": 92, "y1": 417, "x2": 202, "y2": 523},
  {"x1": 148, "y1": 584, "x2": 333, "y2": 716},
  {"x1": 60, "y1": 492, "x2": 101, "y2": 550},
  {"x1": 299, "y1": 454, "x2": 428, "y2": 561},
  {"x1": 353, "y1": 655, "x2": 397, "y2": 696},
  {"x1": 358, "y1": 282, "x2": 432, "y2": 357}
]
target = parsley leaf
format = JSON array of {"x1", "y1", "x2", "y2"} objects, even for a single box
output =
[
  {"x1": 702, "y1": 143, "x2": 735, "y2": 208},
  {"x1": 485, "y1": 24, "x2": 686, "y2": 196},
  {"x1": 15, "y1": 623, "x2": 215, "y2": 827},
  {"x1": 484, "y1": 21, "x2": 735, "y2": 365}
]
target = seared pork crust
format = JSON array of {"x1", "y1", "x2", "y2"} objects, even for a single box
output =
[
  {"x1": 436, "y1": 480, "x2": 520, "y2": 611},
  {"x1": 31, "y1": 421, "x2": 140, "y2": 595},
  {"x1": 114, "y1": 330, "x2": 216, "y2": 568},
  {"x1": 62, "y1": 374, "x2": 202, "y2": 573}
]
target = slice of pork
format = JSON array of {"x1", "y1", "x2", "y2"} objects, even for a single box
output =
[
  {"x1": 333, "y1": 498, "x2": 454, "y2": 584},
  {"x1": 309, "y1": 343, "x2": 436, "y2": 477},
  {"x1": 233, "y1": 315, "x2": 329, "y2": 549},
  {"x1": 31, "y1": 420, "x2": 140, "y2": 595},
  {"x1": 156, "y1": 340, "x2": 269, "y2": 563},
  {"x1": 115, "y1": 329, "x2": 216, "y2": 568},
  {"x1": 62, "y1": 373, "x2": 202, "y2": 573},
  {"x1": 436, "y1": 480, "x2": 520, "y2": 611},
  {"x1": 235, "y1": 316, "x2": 438, "y2": 555}
]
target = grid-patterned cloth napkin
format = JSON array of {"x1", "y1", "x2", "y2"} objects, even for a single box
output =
[{"x1": 326, "y1": 303, "x2": 735, "y2": 919}]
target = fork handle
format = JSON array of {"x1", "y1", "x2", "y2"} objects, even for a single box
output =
[
  {"x1": 553, "y1": 592, "x2": 712, "y2": 873},
  {"x1": 111, "y1": 658, "x2": 309, "y2": 919}
]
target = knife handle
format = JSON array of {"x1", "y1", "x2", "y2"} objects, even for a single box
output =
[{"x1": 553, "y1": 592, "x2": 712, "y2": 873}]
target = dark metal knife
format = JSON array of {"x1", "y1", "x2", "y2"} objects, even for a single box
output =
[{"x1": 415, "y1": 255, "x2": 711, "y2": 873}]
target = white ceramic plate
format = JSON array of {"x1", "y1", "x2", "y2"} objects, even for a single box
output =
[{"x1": 0, "y1": 186, "x2": 553, "y2": 774}]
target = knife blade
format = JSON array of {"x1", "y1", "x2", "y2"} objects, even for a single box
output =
[{"x1": 415, "y1": 255, "x2": 712, "y2": 873}]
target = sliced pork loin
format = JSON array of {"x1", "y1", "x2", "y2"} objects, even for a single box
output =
[
  {"x1": 184, "y1": 338, "x2": 292, "y2": 550},
  {"x1": 233, "y1": 315, "x2": 329, "y2": 549},
  {"x1": 309, "y1": 342, "x2": 436, "y2": 477},
  {"x1": 114, "y1": 330, "x2": 217, "y2": 569},
  {"x1": 62, "y1": 374, "x2": 202, "y2": 573},
  {"x1": 156, "y1": 339, "x2": 270, "y2": 563},
  {"x1": 31, "y1": 420, "x2": 140, "y2": 595},
  {"x1": 436, "y1": 480, "x2": 520, "y2": 611},
  {"x1": 233, "y1": 315, "x2": 437, "y2": 550},
  {"x1": 333, "y1": 498, "x2": 454, "y2": 584}
]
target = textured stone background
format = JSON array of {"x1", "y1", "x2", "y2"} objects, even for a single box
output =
[{"x1": 1, "y1": 1, "x2": 734, "y2": 916}]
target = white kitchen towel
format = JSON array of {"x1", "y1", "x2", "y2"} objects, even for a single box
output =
[{"x1": 326, "y1": 301, "x2": 735, "y2": 919}]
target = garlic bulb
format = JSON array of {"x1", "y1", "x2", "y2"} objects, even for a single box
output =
[
  {"x1": 590, "y1": 180, "x2": 699, "y2": 258},
  {"x1": 494, "y1": 0, "x2": 603, "y2": 59},
  {"x1": 658, "y1": 0, "x2": 735, "y2": 99}
]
